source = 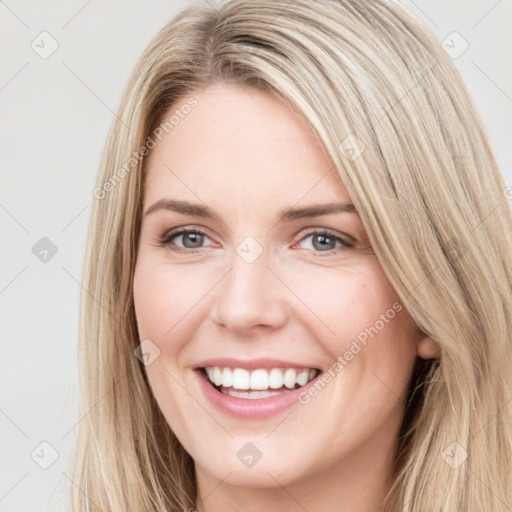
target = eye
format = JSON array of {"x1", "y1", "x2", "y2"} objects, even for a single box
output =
[
  {"x1": 159, "y1": 227, "x2": 215, "y2": 253},
  {"x1": 296, "y1": 229, "x2": 353, "y2": 255},
  {"x1": 158, "y1": 227, "x2": 353, "y2": 255}
]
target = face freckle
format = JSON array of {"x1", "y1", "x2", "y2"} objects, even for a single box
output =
[{"x1": 132, "y1": 81, "x2": 426, "y2": 496}]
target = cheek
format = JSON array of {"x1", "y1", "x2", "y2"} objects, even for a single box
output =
[
  {"x1": 282, "y1": 260, "x2": 403, "y2": 343},
  {"x1": 284, "y1": 261, "x2": 417, "y2": 394},
  {"x1": 133, "y1": 259, "x2": 212, "y2": 343},
  {"x1": 132, "y1": 260, "x2": 203, "y2": 434}
]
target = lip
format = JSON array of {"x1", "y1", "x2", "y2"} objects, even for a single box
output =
[
  {"x1": 194, "y1": 363, "x2": 322, "y2": 420},
  {"x1": 193, "y1": 358, "x2": 319, "y2": 370}
]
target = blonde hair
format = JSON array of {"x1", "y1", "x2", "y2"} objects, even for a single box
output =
[{"x1": 72, "y1": 0, "x2": 512, "y2": 510}]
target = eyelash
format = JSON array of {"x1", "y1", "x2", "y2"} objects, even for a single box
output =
[{"x1": 158, "y1": 227, "x2": 353, "y2": 256}]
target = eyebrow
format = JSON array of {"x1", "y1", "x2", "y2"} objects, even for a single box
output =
[{"x1": 144, "y1": 199, "x2": 358, "y2": 222}]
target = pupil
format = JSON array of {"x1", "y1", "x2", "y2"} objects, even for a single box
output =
[
  {"x1": 184, "y1": 233, "x2": 203, "y2": 248},
  {"x1": 313, "y1": 234, "x2": 334, "y2": 251}
]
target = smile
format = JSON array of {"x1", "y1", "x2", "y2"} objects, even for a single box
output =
[
  {"x1": 203, "y1": 366, "x2": 320, "y2": 399},
  {"x1": 194, "y1": 358, "x2": 323, "y2": 418}
]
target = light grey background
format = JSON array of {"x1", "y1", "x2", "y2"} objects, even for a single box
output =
[{"x1": 1, "y1": 1, "x2": 511, "y2": 511}]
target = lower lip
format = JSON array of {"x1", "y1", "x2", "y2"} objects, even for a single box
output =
[{"x1": 195, "y1": 370, "x2": 321, "y2": 419}]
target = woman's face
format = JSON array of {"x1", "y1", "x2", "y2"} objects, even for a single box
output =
[{"x1": 133, "y1": 82, "x2": 435, "y2": 492}]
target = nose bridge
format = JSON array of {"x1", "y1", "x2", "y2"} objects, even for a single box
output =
[{"x1": 211, "y1": 237, "x2": 288, "y2": 331}]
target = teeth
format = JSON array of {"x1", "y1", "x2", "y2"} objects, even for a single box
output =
[
  {"x1": 213, "y1": 367, "x2": 222, "y2": 386},
  {"x1": 250, "y1": 369, "x2": 269, "y2": 390},
  {"x1": 296, "y1": 369, "x2": 310, "y2": 386},
  {"x1": 269, "y1": 368, "x2": 284, "y2": 389},
  {"x1": 232, "y1": 368, "x2": 250, "y2": 390},
  {"x1": 224, "y1": 389, "x2": 292, "y2": 399},
  {"x1": 204, "y1": 366, "x2": 318, "y2": 391},
  {"x1": 283, "y1": 368, "x2": 296, "y2": 389},
  {"x1": 222, "y1": 367, "x2": 233, "y2": 387}
]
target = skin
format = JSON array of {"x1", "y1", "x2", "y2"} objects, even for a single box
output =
[{"x1": 133, "y1": 81, "x2": 439, "y2": 512}]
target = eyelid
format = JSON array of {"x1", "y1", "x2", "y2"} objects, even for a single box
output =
[
  {"x1": 297, "y1": 227, "x2": 354, "y2": 245},
  {"x1": 160, "y1": 226, "x2": 214, "y2": 246},
  {"x1": 293, "y1": 228, "x2": 354, "y2": 256}
]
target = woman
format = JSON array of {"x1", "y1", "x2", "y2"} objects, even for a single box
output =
[{"x1": 73, "y1": 0, "x2": 512, "y2": 510}]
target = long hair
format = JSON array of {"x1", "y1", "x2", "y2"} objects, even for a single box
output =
[{"x1": 72, "y1": 0, "x2": 512, "y2": 510}]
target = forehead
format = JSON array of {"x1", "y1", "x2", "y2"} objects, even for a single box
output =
[{"x1": 143, "y1": 82, "x2": 351, "y2": 210}]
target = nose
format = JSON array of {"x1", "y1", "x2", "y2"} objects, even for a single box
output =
[{"x1": 209, "y1": 242, "x2": 289, "y2": 334}]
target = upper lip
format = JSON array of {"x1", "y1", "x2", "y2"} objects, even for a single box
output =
[{"x1": 193, "y1": 358, "x2": 321, "y2": 370}]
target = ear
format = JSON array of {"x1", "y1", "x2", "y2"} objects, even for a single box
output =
[{"x1": 416, "y1": 332, "x2": 441, "y2": 360}]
